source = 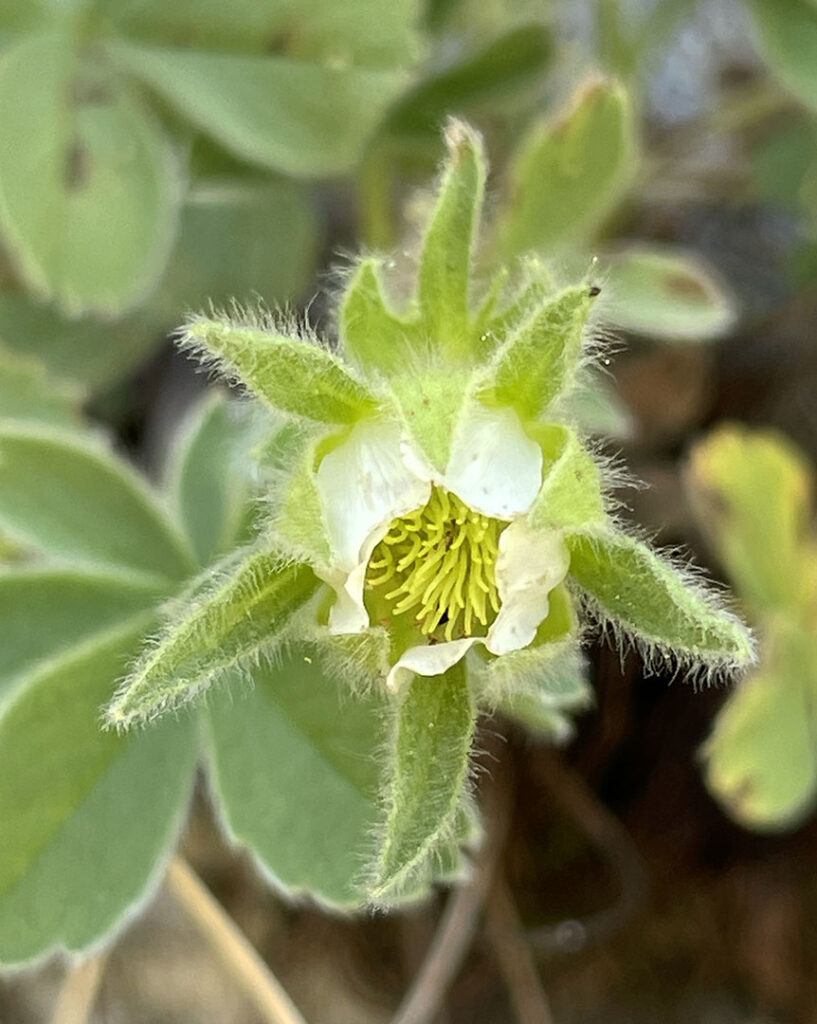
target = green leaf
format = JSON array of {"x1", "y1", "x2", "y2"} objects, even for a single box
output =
[
  {"x1": 106, "y1": 550, "x2": 320, "y2": 727},
  {"x1": 567, "y1": 530, "x2": 756, "y2": 670},
  {"x1": 370, "y1": 662, "x2": 476, "y2": 903},
  {"x1": 479, "y1": 285, "x2": 597, "y2": 419},
  {"x1": 0, "y1": 292, "x2": 161, "y2": 392},
  {"x1": 205, "y1": 651, "x2": 387, "y2": 909},
  {"x1": 105, "y1": 0, "x2": 418, "y2": 67},
  {"x1": 0, "y1": 425, "x2": 195, "y2": 581},
  {"x1": 528, "y1": 424, "x2": 606, "y2": 531},
  {"x1": 499, "y1": 77, "x2": 635, "y2": 258},
  {"x1": 339, "y1": 258, "x2": 418, "y2": 374},
  {"x1": 417, "y1": 120, "x2": 486, "y2": 359},
  {"x1": 0, "y1": 567, "x2": 164, "y2": 697},
  {"x1": 385, "y1": 24, "x2": 553, "y2": 139},
  {"x1": 0, "y1": 346, "x2": 83, "y2": 428},
  {"x1": 476, "y1": 258, "x2": 553, "y2": 354},
  {"x1": 183, "y1": 317, "x2": 380, "y2": 423},
  {"x1": 112, "y1": 42, "x2": 408, "y2": 178},
  {"x1": 150, "y1": 179, "x2": 318, "y2": 320},
  {"x1": 702, "y1": 623, "x2": 817, "y2": 830},
  {"x1": 0, "y1": 33, "x2": 180, "y2": 315},
  {"x1": 686, "y1": 426, "x2": 815, "y2": 615},
  {"x1": 605, "y1": 246, "x2": 737, "y2": 342},
  {"x1": 495, "y1": 651, "x2": 592, "y2": 744},
  {"x1": 745, "y1": 0, "x2": 817, "y2": 115},
  {"x1": 0, "y1": 620, "x2": 196, "y2": 965},
  {"x1": 168, "y1": 393, "x2": 259, "y2": 568}
]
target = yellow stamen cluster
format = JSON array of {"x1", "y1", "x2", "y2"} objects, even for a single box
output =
[{"x1": 366, "y1": 488, "x2": 503, "y2": 641}]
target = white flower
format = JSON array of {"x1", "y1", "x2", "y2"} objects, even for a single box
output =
[{"x1": 315, "y1": 401, "x2": 570, "y2": 691}]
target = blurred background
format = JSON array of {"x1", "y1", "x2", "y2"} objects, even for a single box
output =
[{"x1": 1, "y1": 0, "x2": 816, "y2": 1020}]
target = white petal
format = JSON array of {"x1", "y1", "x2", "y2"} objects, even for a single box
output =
[
  {"x1": 316, "y1": 418, "x2": 431, "y2": 573},
  {"x1": 443, "y1": 403, "x2": 543, "y2": 519},
  {"x1": 486, "y1": 521, "x2": 570, "y2": 656},
  {"x1": 386, "y1": 637, "x2": 481, "y2": 693}
]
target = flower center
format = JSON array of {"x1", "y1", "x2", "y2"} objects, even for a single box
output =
[{"x1": 365, "y1": 488, "x2": 504, "y2": 642}]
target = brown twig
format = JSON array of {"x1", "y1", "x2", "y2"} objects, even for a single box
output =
[
  {"x1": 526, "y1": 750, "x2": 647, "y2": 956},
  {"x1": 166, "y1": 857, "x2": 308, "y2": 1024},
  {"x1": 49, "y1": 953, "x2": 109, "y2": 1024},
  {"x1": 390, "y1": 742, "x2": 513, "y2": 1024},
  {"x1": 486, "y1": 874, "x2": 554, "y2": 1024}
]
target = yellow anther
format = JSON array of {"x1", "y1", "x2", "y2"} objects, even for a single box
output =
[{"x1": 365, "y1": 487, "x2": 504, "y2": 640}]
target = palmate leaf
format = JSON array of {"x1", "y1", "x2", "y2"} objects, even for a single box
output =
[
  {"x1": 0, "y1": 619, "x2": 196, "y2": 966},
  {"x1": 112, "y1": 42, "x2": 408, "y2": 179},
  {"x1": 0, "y1": 33, "x2": 180, "y2": 315},
  {"x1": 0, "y1": 567, "x2": 165, "y2": 698},
  {"x1": 567, "y1": 530, "x2": 756, "y2": 671},
  {"x1": 105, "y1": 549, "x2": 320, "y2": 727},
  {"x1": 369, "y1": 662, "x2": 476, "y2": 903},
  {"x1": 0, "y1": 424, "x2": 195, "y2": 582},
  {"x1": 205, "y1": 651, "x2": 387, "y2": 909}
]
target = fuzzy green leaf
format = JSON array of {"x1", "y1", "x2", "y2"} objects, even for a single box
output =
[
  {"x1": 477, "y1": 258, "x2": 553, "y2": 354},
  {"x1": 113, "y1": 42, "x2": 407, "y2": 178},
  {"x1": 745, "y1": 0, "x2": 817, "y2": 115},
  {"x1": 370, "y1": 662, "x2": 476, "y2": 903},
  {"x1": 702, "y1": 623, "x2": 817, "y2": 830},
  {"x1": 205, "y1": 651, "x2": 387, "y2": 909},
  {"x1": 496, "y1": 654, "x2": 592, "y2": 744},
  {"x1": 0, "y1": 567, "x2": 165, "y2": 696},
  {"x1": 528, "y1": 424, "x2": 606, "y2": 531},
  {"x1": 567, "y1": 531, "x2": 756, "y2": 669},
  {"x1": 686, "y1": 426, "x2": 815, "y2": 616},
  {"x1": 0, "y1": 620, "x2": 196, "y2": 965},
  {"x1": 563, "y1": 373, "x2": 635, "y2": 440},
  {"x1": 106, "y1": 550, "x2": 320, "y2": 727},
  {"x1": 183, "y1": 318, "x2": 380, "y2": 424},
  {"x1": 479, "y1": 285, "x2": 597, "y2": 420},
  {"x1": 417, "y1": 120, "x2": 486, "y2": 359},
  {"x1": 0, "y1": 425, "x2": 195, "y2": 581},
  {"x1": 168, "y1": 393, "x2": 259, "y2": 568},
  {"x1": 339, "y1": 258, "x2": 418, "y2": 373},
  {"x1": 606, "y1": 245, "x2": 737, "y2": 342},
  {"x1": 0, "y1": 33, "x2": 180, "y2": 315},
  {"x1": 499, "y1": 77, "x2": 635, "y2": 258}
]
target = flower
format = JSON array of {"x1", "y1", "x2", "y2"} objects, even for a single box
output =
[{"x1": 315, "y1": 403, "x2": 570, "y2": 690}]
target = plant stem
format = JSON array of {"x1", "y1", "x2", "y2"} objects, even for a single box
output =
[
  {"x1": 166, "y1": 856, "x2": 308, "y2": 1024},
  {"x1": 50, "y1": 953, "x2": 108, "y2": 1024},
  {"x1": 486, "y1": 875, "x2": 554, "y2": 1024},
  {"x1": 391, "y1": 746, "x2": 512, "y2": 1024}
]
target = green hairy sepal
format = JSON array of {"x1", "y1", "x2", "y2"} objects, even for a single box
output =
[{"x1": 106, "y1": 118, "x2": 754, "y2": 909}]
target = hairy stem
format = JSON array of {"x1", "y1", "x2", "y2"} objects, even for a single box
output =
[{"x1": 166, "y1": 857, "x2": 308, "y2": 1024}]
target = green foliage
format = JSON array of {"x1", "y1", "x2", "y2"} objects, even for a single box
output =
[
  {"x1": 567, "y1": 530, "x2": 756, "y2": 671},
  {"x1": 687, "y1": 426, "x2": 817, "y2": 830},
  {"x1": 340, "y1": 259, "x2": 417, "y2": 374},
  {"x1": 0, "y1": 621, "x2": 197, "y2": 965},
  {"x1": 0, "y1": 346, "x2": 83, "y2": 428},
  {"x1": 106, "y1": 551, "x2": 320, "y2": 727},
  {"x1": 605, "y1": 246, "x2": 737, "y2": 343},
  {"x1": 0, "y1": 32, "x2": 180, "y2": 315},
  {"x1": 745, "y1": 0, "x2": 817, "y2": 115},
  {"x1": 497, "y1": 77, "x2": 635, "y2": 258},
  {"x1": 184, "y1": 318, "x2": 381, "y2": 423},
  {"x1": 527, "y1": 424, "x2": 607, "y2": 531},
  {"x1": 0, "y1": 425, "x2": 195, "y2": 581},
  {"x1": 370, "y1": 664, "x2": 476, "y2": 902},
  {"x1": 417, "y1": 121, "x2": 485, "y2": 359},
  {"x1": 206, "y1": 652, "x2": 387, "y2": 908},
  {"x1": 479, "y1": 284, "x2": 597, "y2": 418}
]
